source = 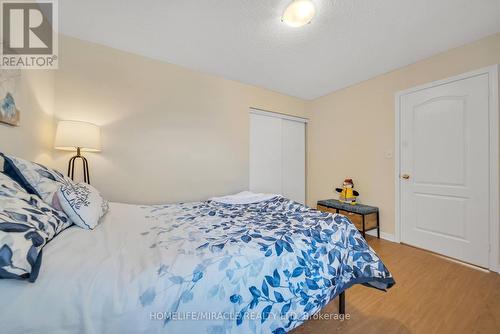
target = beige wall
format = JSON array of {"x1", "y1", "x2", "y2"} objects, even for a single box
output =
[
  {"x1": 0, "y1": 70, "x2": 55, "y2": 166},
  {"x1": 307, "y1": 32, "x2": 500, "y2": 238},
  {"x1": 53, "y1": 36, "x2": 307, "y2": 204},
  {"x1": 3, "y1": 32, "x2": 498, "y2": 246}
]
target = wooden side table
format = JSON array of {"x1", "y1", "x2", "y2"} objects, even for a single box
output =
[{"x1": 317, "y1": 199, "x2": 380, "y2": 238}]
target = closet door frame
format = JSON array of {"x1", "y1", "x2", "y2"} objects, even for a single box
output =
[{"x1": 250, "y1": 107, "x2": 309, "y2": 124}]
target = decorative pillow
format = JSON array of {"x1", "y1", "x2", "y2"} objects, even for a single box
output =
[
  {"x1": 0, "y1": 173, "x2": 72, "y2": 282},
  {"x1": 56, "y1": 183, "x2": 109, "y2": 230},
  {"x1": 1, "y1": 153, "x2": 74, "y2": 207}
]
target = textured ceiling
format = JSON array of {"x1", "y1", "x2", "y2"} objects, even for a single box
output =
[{"x1": 59, "y1": 0, "x2": 500, "y2": 100}]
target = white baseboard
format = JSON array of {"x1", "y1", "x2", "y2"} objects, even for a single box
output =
[
  {"x1": 491, "y1": 264, "x2": 500, "y2": 274},
  {"x1": 365, "y1": 230, "x2": 396, "y2": 242}
]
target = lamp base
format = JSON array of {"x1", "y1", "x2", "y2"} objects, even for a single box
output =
[{"x1": 67, "y1": 147, "x2": 90, "y2": 184}]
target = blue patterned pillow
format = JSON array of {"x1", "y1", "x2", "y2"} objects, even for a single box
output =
[
  {"x1": 0, "y1": 173, "x2": 72, "y2": 282},
  {"x1": 1, "y1": 153, "x2": 74, "y2": 207}
]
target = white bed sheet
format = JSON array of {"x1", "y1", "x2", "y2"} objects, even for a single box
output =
[{"x1": 0, "y1": 203, "x2": 164, "y2": 334}]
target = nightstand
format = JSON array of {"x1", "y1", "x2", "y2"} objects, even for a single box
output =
[{"x1": 317, "y1": 199, "x2": 380, "y2": 238}]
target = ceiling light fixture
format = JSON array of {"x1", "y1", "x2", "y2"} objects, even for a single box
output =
[{"x1": 281, "y1": 0, "x2": 316, "y2": 28}]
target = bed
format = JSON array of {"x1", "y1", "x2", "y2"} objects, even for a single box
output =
[{"x1": 0, "y1": 194, "x2": 394, "y2": 334}]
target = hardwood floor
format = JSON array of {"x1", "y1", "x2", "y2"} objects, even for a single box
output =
[{"x1": 293, "y1": 236, "x2": 500, "y2": 334}]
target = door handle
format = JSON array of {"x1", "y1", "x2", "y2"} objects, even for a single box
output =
[{"x1": 401, "y1": 174, "x2": 410, "y2": 180}]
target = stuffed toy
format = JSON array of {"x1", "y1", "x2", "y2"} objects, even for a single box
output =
[{"x1": 335, "y1": 178, "x2": 359, "y2": 204}]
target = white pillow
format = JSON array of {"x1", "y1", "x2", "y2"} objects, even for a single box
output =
[
  {"x1": 209, "y1": 191, "x2": 278, "y2": 205},
  {"x1": 56, "y1": 183, "x2": 109, "y2": 230}
]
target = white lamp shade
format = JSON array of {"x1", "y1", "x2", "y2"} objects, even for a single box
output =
[
  {"x1": 282, "y1": 0, "x2": 316, "y2": 27},
  {"x1": 54, "y1": 120, "x2": 101, "y2": 152}
]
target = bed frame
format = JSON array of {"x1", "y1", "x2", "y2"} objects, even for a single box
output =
[{"x1": 339, "y1": 291, "x2": 345, "y2": 314}]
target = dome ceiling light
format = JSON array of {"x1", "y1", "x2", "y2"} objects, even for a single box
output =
[{"x1": 281, "y1": 0, "x2": 316, "y2": 28}]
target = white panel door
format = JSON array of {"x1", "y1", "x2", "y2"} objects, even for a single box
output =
[
  {"x1": 400, "y1": 74, "x2": 490, "y2": 267},
  {"x1": 282, "y1": 119, "x2": 305, "y2": 203},
  {"x1": 249, "y1": 113, "x2": 282, "y2": 195}
]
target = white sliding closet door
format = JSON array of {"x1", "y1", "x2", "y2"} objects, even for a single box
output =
[
  {"x1": 282, "y1": 120, "x2": 305, "y2": 203},
  {"x1": 249, "y1": 109, "x2": 306, "y2": 203},
  {"x1": 249, "y1": 113, "x2": 282, "y2": 195}
]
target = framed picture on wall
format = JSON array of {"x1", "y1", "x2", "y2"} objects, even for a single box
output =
[{"x1": 0, "y1": 70, "x2": 21, "y2": 126}]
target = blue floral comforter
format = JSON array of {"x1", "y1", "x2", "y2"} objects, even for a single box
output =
[{"x1": 138, "y1": 196, "x2": 394, "y2": 333}]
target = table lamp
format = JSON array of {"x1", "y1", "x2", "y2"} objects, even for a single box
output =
[{"x1": 54, "y1": 120, "x2": 101, "y2": 184}]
